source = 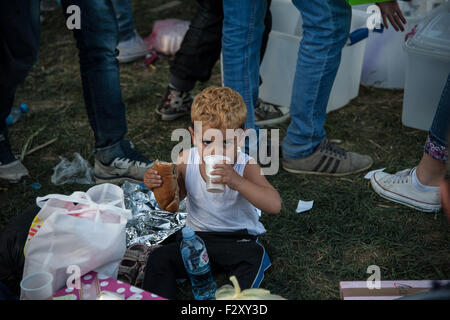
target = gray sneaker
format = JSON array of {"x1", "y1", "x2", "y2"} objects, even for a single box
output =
[
  {"x1": 0, "y1": 133, "x2": 29, "y2": 183},
  {"x1": 0, "y1": 160, "x2": 29, "y2": 183},
  {"x1": 117, "y1": 31, "x2": 150, "y2": 63},
  {"x1": 282, "y1": 138, "x2": 373, "y2": 176},
  {"x1": 94, "y1": 140, "x2": 154, "y2": 184}
]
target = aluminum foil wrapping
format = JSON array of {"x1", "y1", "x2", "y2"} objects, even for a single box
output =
[{"x1": 122, "y1": 181, "x2": 187, "y2": 248}]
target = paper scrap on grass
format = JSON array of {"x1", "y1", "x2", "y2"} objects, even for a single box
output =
[
  {"x1": 296, "y1": 200, "x2": 314, "y2": 213},
  {"x1": 364, "y1": 168, "x2": 385, "y2": 180}
]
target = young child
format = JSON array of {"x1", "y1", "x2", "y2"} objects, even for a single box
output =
[{"x1": 142, "y1": 86, "x2": 281, "y2": 299}]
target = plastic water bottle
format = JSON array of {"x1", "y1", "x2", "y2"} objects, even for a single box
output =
[
  {"x1": 180, "y1": 226, "x2": 217, "y2": 300},
  {"x1": 5, "y1": 104, "x2": 28, "y2": 126}
]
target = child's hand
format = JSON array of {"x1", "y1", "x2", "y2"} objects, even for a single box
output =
[
  {"x1": 377, "y1": 0, "x2": 407, "y2": 32},
  {"x1": 210, "y1": 163, "x2": 245, "y2": 191},
  {"x1": 143, "y1": 169, "x2": 162, "y2": 190}
]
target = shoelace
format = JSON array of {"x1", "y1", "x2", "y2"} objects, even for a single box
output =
[
  {"x1": 116, "y1": 142, "x2": 152, "y2": 167},
  {"x1": 384, "y1": 168, "x2": 412, "y2": 184},
  {"x1": 318, "y1": 139, "x2": 347, "y2": 159}
]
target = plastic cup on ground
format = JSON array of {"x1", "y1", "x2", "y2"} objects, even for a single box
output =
[
  {"x1": 20, "y1": 272, "x2": 54, "y2": 300},
  {"x1": 204, "y1": 155, "x2": 231, "y2": 193}
]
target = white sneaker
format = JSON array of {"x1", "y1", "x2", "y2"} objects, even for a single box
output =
[
  {"x1": 370, "y1": 168, "x2": 441, "y2": 213},
  {"x1": 117, "y1": 31, "x2": 150, "y2": 63},
  {"x1": 0, "y1": 160, "x2": 29, "y2": 183}
]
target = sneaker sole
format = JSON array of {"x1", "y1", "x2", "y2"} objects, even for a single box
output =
[
  {"x1": 118, "y1": 50, "x2": 150, "y2": 63},
  {"x1": 255, "y1": 112, "x2": 291, "y2": 126},
  {"x1": 282, "y1": 161, "x2": 373, "y2": 177},
  {"x1": 94, "y1": 175, "x2": 143, "y2": 185},
  {"x1": 160, "y1": 112, "x2": 189, "y2": 121},
  {"x1": 370, "y1": 175, "x2": 441, "y2": 213}
]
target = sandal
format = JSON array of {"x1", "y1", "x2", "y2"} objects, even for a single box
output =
[
  {"x1": 124, "y1": 243, "x2": 149, "y2": 261},
  {"x1": 118, "y1": 258, "x2": 140, "y2": 285}
]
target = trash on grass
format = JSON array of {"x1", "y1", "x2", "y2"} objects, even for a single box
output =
[
  {"x1": 51, "y1": 152, "x2": 94, "y2": 185},
  {"x1": 144, "y1": 19, "x2": 190, "y2": 56},
  {"x1": 122, "y1": 181, "x2": 187, "y2": 248},
  {"x1": 296, "y1": 200, "x2": 314, "y2": 213},
  {"x1": 30, "y1": 182, "x2": 41, "y2": 190},
  {"x1": 144, "y1": 51, "x2": 159, "y2": 67}
]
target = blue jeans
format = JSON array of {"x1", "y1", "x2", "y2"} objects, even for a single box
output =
[
  {"x1": 1, "y1": 0, "x2": 128, "y2": 150},
  {"x1": 222, "y1": 0, "x2": 267, "y2": 130},
  {"x1": 60, "y1": 0, "x2": 128, "y2": 149},
  {"x1": 425, "y1": 73, "x2": 450, "y2": 162},
  {"x1": 430, "y1": 73, "x2": 450, "y2": 147},
  {"x1": 110, "y1": 0, "x2": 136, "y2": 42},
  {"x1": 282, "y1": 0, "x2": 351, "y2": 159}
]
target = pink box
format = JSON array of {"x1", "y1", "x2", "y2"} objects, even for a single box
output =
[{"x1": 53, "y1": 271, "x2": 166, "y2": 300}]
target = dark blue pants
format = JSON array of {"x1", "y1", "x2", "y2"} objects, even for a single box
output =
[{"x1": 0, "y1": 0, "x2": 127, "y2": 149}]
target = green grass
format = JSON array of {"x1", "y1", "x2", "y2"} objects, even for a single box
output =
[{"x1": 1, "y1": 0, "x2": 449, "y2": 300}]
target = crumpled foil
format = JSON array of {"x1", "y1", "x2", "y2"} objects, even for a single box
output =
[{"x1": 122, "y1": 181, "x2": 187, "y2": 248}]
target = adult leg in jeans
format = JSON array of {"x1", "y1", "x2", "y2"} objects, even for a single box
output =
[
  {"x1": 60, "y1": 0, "x2": 153, "y2": 184},
  {"x1": 281, "y1": 0, "x2": 373, "y2": 176},
  {"x1": 110, "y1": 0, "x2": 135, "y2": 43},
  {"x1": 419, "y1": 72, "x2": 450, "y2": 182},
  {"x1": 0, "y1": 0, "x2": 40, "y2": 182},
  {"x1": 370, "y1": 73, "x2": 450, "y2": 213},
  {"x1": 171, "y1": 0, "x2": 272, "y2": 94},
  {"x1": 158, "y1": 0, "x2": 273, "y2": 122},
  {"x1": 110, "y1": 0, "x2": 149, "y2": 63},
  {"x1": 222, "y1": 0, "x2": 267, "y2": 131},
  {"x1": 283, "y1": 0, "x2": 350, "y2": 159}
]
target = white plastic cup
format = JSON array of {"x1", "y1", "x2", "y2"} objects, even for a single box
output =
[
  {"x1": 20, "y1": 272, "x2": 54, "y2": 300},
  {"x1": 204, "y1": 155, "x2": 231, "y2": 193}
]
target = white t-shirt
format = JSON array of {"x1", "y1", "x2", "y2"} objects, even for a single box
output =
[{"x1": 184, "y1": 147, "x2": 266, "y2": 236}]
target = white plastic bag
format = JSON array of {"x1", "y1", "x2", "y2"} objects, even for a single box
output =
[
  {"x1": 21, "y1": 183, "x2": 132, "y2": 297},
  {"x1": 144, "y1": 19, "x2": 190, "y2": 56}
]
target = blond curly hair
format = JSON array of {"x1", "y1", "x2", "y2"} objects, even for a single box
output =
[{"x1": 191, "y1": 86, "x2": 247, "y2": 129}]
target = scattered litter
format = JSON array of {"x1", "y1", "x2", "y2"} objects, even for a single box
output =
[
  {"x1": 364, "y1": 168, "x2": 386, "y2": 180},
  {"x1": 51, "y1": 152, "x2": 94, "y2": 185},
  {"x1": 20, "y1": 126, "x2": 46, "y2": 162},
  {"x1": 144, "y1": 19, "x2": 190, "y2": 56},
  {"x1": 25, "y1": 137, "x2": 58, "y2": 158},
  {"x1": 29, "y1": 182, "x2": 41, "y2": 190},
  {"x1": 296, "y1": 200, "x2": 314, "y2": 213},
  {"x1": 143, "y1": 51, "x2": 159, "y2": 67}
]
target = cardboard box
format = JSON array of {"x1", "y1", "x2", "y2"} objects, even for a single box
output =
[{"x1": 339, "y1": 280, "x2": 450, "y2": 300}]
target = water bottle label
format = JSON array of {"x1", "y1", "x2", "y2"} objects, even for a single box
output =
[{"x1": 199, "y1": 249, "x2": 209, "y2": 267}]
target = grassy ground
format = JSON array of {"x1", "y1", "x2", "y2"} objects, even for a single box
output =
[{"x1": 1, "y1": 0, "x2": 449, "y2": 300}]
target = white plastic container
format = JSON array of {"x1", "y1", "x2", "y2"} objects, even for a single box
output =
[
  {"x1": 258, "y1": 0, "x2": 368, "y2": 113},
  {"x1": 360, "y1": 0, "x2": 445, "y2": 89},
  {"x1": 402, "y1": 10, "x2": 450, "y2": 131}
]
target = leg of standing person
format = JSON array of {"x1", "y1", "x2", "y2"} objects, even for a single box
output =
[
  {"x1": 110, "y1": 0, "x2": 149, "y2": 63},
  {"x1": 371, "y1": 73, "x2": 450, "y2": 213},
  {"x1": 221, "y1": 0, "x2": 267, "y2": 131},
  {"x1": 281, "y1": 0, "x2": 373, "y2": 176},
  {"x1": 156, "y1": 0, "x2": 224, "y2": 121},
  {"x1": 0, "y1": 0, "x2": 41, "y2": 182},
  {"x1": 59, "y1": 0, "x2": 153, "y2": 184}
]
